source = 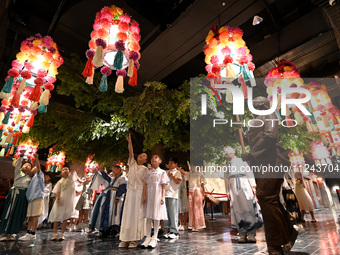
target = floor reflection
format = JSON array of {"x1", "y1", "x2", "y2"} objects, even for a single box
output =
[{"x1": 0, "y1": 208, "x2": 338, "y2": 254}]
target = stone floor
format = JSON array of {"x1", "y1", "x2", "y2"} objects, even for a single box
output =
[{"x1": 0, "y1": 208, "x2": 339, "y2": 255}]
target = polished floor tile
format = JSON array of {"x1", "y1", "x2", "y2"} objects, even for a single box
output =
[{"x1": 0, "y1": 208, "x2": 339, "y2": 255}]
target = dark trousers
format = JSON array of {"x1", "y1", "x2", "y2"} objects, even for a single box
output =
[{"x1": 255, "y1": 178, "x2": 295, "y2": 246}]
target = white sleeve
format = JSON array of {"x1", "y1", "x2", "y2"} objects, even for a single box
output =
[
  {"x1": 90, "y1": 172, "x2": 109, "y2": 190},
  {"x1": 14, "y1": 157, "x2": 23, "y2": 177}
]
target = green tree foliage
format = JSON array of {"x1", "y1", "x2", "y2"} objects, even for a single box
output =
[{"x1": 26, "y1": 54, "x2": 190, "y2": 163}]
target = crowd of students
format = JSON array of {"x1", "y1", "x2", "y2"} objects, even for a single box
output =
[{"x1": 0, "y1": 134, "x2": 207, "y2": 249}]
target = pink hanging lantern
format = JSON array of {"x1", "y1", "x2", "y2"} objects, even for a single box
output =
[{"x1": 83, "y1": 5, "x2": 141, "y2": 93}]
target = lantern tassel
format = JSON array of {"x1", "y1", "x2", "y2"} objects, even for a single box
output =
[
  {"x1": 82, "y1": 58, "x2": 94, "y2": 77},
  {"x1": 226, "y1": 89, "x2": 233, "y2": 103},
  {"x1": 15, "y1": 112, "x2": 22, "y2": 125},
  {"x1": 127, "y1": 59, "x2": 134, "y2": 77},
  {"x1": 115, "y1": 75, "x2": 124, "y2": 93},
  {"x1": 29, "y1": 84, "x2": 42, "y2": 102},
  {"x1": 294, "y1": 112, "x2": 304, "y2": 125},
  {"x1": 128, "y1": 67, "x2": 137, "y2": 86},
  {"x1": 85, "y1": 66, "x2": 94, "y2": 85},
  {"x1": 113, "y1": 49, "x2": 124, "y2": 70},
  {"x1": 99, "y1": 74, "x2": 108, "y2": 92},
  {"x1": 0, "y1": 112, "x2": 4, "y2": 123},
  {"x1": 10, "y1": 145, "x2": 15, "y2": 155},
  {"x1": 2, "y1": 112, "x2": 10, "y2": 125},
  {"x1": 0, "y1": 76, "x2": 14, "y2": 99},
  {"x1": 285, "y1": 116, "x2": 294, "y2": 127},
  {"x1": 17, "y1": 78, "x2": 26, "y2": 94},
  {"x1": 26, "y1": 114, "x2": 35, "y2": 127},
  {"x1": 0, "y1": 148, "x2": 5, "y2": 157},
  {"x1": 38, "y1": 104, "x2": 47, "y2": 113},
  {"x1": 22, "y1": 126, "x2": 30, "y2": 134},
  {"x1": 92, "y1": 46, "x2": 104, "y2": 67},
  {"x1": 5, "y1": 133, "x2": 13, "y2": 144},
  {"x1": 10, "y1": 93, "x2": 20, "y2": 108},
  {"x1": 5, "y1": 146, "x2": 11, "y2": 157},
  {"x1": 39, "y1": 89, "x2": 50, "y2": 106}
]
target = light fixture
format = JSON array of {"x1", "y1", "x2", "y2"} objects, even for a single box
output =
[
  {"x1": 252, "y1": 15, "x2": 263, "y2": 26},
  {"x1": 83, "y1": 5, "x2": 141, "y2": 93}
]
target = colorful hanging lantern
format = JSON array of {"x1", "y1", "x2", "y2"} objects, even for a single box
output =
[
  {"x1": 46, "y1": 147, "x2": 65, "y2": 172},
  {"x1": 85, "y1": 155, "x2": 99, "y2": 173},
  {"x1": 204, "y1": 25, "x2": 256, "y2": 93},
  {"x1": 0, "y1": 34, "x2": 62, "y2": 151},
  {"x1": 83, "y1": 5, "x2": 141, "y2": 93},
  {"x1": 288, "y1": 151, "x2": 305, "y2": 171},
  {"x1": 264, "y1": 60, "x2": 307, "y2": 126},
  {"x1": 311, "y1": 140, "x2": 332, "y2": 165},
  {"x1": 12, "y1": 138, "x2": 39, "y2": 165}
]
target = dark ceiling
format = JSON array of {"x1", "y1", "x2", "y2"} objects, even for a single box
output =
[{"x1": 0, "y1": 0, "x2": 340, "y2": 98}]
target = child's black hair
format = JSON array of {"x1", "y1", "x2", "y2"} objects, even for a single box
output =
[{"x1": 168, "y1": 157, "x2": 179, "y2": 164}]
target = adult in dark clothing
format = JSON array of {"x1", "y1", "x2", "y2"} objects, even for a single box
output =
[{"x1": 240, "y1": 97, "x2": 298, "y2": 255}]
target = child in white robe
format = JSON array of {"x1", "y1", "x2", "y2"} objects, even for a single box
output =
[
  {"x1": 119, "y1": 134, "x2": 148, "y2": 248},
  {"x1": 49, "y1": 167, "x2": 76, "y2": 241},
  {"x1": 141, "y1": 155, "x2": 170, "y2": 248}
]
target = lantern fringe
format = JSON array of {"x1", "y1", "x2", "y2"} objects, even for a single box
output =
[
  {"x1": 0, "y1": 92, "x2": 10, "y2": 100},
  {"x1": 0, "y1": 112, "x2": 4, "y2": 123},
  {"x1": 128, "y1": 67, "x2": 137, "y2": 86},
  {"x1": 5, "y1": 146, "x2": 11, "y2": 157},
  {"x1": 39, "y1": 89, "x2": 50, "y2": 105},
  {"x1": 92, "y1": 46, "x2": 104, "y2": 67},
  {"x1": 23, "y1": 126, "x2": 30, "y2": 134},
  {"x1": 115, "y1": 75, "x2": 124, "y2": 93},
  {"x1": 26, "y1": 114, "x2": 35, "y2": 127},
  {"x1": 306, "y1": 121, "x2": 313, "y2": 132},
  {"x1": 127, "y1": 59, "x2": 134, "y2": 77},
  {"x1": 99, "y1": 74, "x2": 108, "y2": 92},
  {"x1": 10, "y1": 145, "x2": 15, "y2": 155},
  {"x1": 2, "y1": 111, "x2": 10, "y2": 125},
  {"x1": 10, "y1": 93, "x2": 20, "y2": 108},
  {"x1": 38, "y1": 104, "x2": 47, "y2": 113},
  {"x1": 226, "y1": 89, "x2": 233, "y2": 103},
  {"x1": 225, "y1": 63, "x2": 236, "y2": 79},
  {"x1": 29, "y1": 84, "x2": 42, "y2": 102},
  {"x1": 322, "y1": 115, "x2": 330, "y2": 128},
  {"x1": 113, "y1": 50, "x2": 124, "y2": 70},
  {"x1": 30, "y1": 101, "x2": 38, "y2": 110},
  {"x1": 5, "y1": 133, "x2": 13, "y2": 144},
  {"x1": 294, "y1": 112, "x2": 304, "y2": 125},
  {"x1": 1, "y1": 76, "x2": 14, "y2": 94},
  {"x1": 285, "y1": 116, "x2": 294, "y2": 127},
  {"x1": 82, "y1": 58, "x2": 94, "y2": 77},
  {"x1": 17, "y1": 78, "x2": 26, "y2": 94},
  {"x1": 15, "y1": 112, "x2": 22, "y2": 125},
  {"x1": 0, "y1": 137, "x2": 6, "y2": 146},
  {"x1": 0, "y1": 147, "x2": 4, "y2": 157}
]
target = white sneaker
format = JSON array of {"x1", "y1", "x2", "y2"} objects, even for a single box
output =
[
  {"x1": 0, "y1": 234, "x2": 8, "y2": 241},
  {"x1": 8, "y1": 234, "x2": 16, "y2": 241},
  {"x1": 168, "y1": 233, "x2": 179, "y2": 239},
  {"x1": 18, "y1": 233, "x2": 33, "y2": 241},
  {"x1": 148, "y1": 238, "x2": 157, "y2": 248},
  {"x1": 141, "y1": 237, "x2": 151, "y2": 248},
  {"x1": 163, "y1": 232, "x2": 169, "y2": 239},
  {"x1": 179, "y1": 225, "x2": 184, "y2": 231},
  {"x1": 51, "y1": 233, "x2": 58, "y2": 241}
]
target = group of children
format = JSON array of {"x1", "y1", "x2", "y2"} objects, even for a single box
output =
[{"x1": 0, "y1": 134, "x2": 208, "y2": 249}]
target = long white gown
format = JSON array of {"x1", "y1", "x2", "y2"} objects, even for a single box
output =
[
  {"x1": 48, "y1": 173, "x2": 76, "y2": 222},
  {"x1": 119, "y1": 158, "x2": 148, "y2": 242}
]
